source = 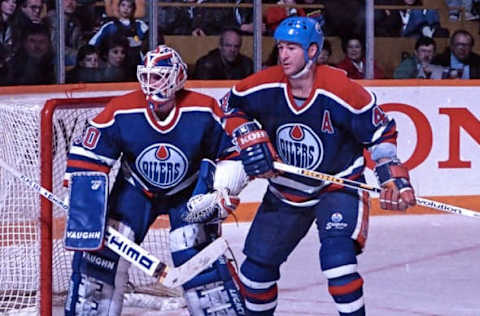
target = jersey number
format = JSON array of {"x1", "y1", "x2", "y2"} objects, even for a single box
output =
[{"x1": 83, "y1": 127, "x2": 101, "y2": 149}]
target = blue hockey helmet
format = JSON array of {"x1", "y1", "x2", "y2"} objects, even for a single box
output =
[{"x1": 274, "y1": 16, "x2": 324, "y2": 64}]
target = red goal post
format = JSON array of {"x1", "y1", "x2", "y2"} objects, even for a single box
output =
[{"x1": 0, "y1": 96, "x2": 183, "y2": 316}]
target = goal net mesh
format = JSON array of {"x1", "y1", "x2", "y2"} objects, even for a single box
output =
[{"x1": 0, "y1": 98, "x2": 183, "y2": 315}]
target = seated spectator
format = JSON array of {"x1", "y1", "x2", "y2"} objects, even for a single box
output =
[
  {"x1": 98, "y1": 34, "x2": 130, "y2": 82},
  {"x1": 47, "y1": 0, "x2": 84, "y2": 68},
  {"x1": 323, "y1": 0, "x2": 365, "y2": 37},
  {"x1": 157, "y1": 0, "x2": 194, "y2": 35},
  {"x1": 304, "y1": 0, "x2": 325, "y2": 27},
  {"x1": 263, "y1": 44, "x2": 279, "y2": 68},
  {"x1": 193, "y1": 27, "x2": 253, "y2": 79},
  {"x1": 397, "y1": 0, "x2": 447, "y2": 38},
  {"x1": 89, "y1": 0, "x2": 148, "y2": 74},
  {"x1": 11, "y1": 0, "x2": 49, "y2": 53},
  {"x1": 105, "y1": 0, "x2": 145, "y2": 18},
  {"x1": 336, "y1": 35, "x2": 385, "y2": 79},
  {"x1": 394, "y1": 36, "x2": 445, "y2": 79},
  {"x1": 192, "y1": 0, "x2": 240, "y2": 36},
  {"x1": 0, "y1": 0, "x2": 17, "y2": 61},
  {"x1": 265, "y1": 0, "x2": 305, "y2": 35},
  {"x1": 445, "y1": 0, "x2": 479, "y2": 21},
  {"x1": 432, "y1": 29, "x2": 480, "y2": 79},
  {"x1": 235, "y1": 0, "x2": 267, "y2": 35},
  {"x1": 6, "y1": 23, "x2": 55, "y2": 85},
  {"x1": 66, "y1": 44, "x2": 103, "y2": 83},
  {"x1": 317, "y1": 38, "x2": 332, "y2": 65},
  {"x1": 0, "y1": 44, "x2": 8, "y2": 85}
]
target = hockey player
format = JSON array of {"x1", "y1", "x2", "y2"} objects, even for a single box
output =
[
  {"x1": 63, "y1": 44, "x2": 246, "y2": 316},
  {"x1": 219, "y1": 17, "x2": 417, "y2": 315}
]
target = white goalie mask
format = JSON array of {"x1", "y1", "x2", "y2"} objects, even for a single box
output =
[{"x1": 137, "y1": 45, "x2": 188, "y2": 105}]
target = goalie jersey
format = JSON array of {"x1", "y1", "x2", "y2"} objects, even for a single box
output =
[
  {"x1": 65, "y1": 89, "x2": 234, "y2": 198},
  {"x1": 222, "y1": 65, "x2": 398, "y2": 205}
]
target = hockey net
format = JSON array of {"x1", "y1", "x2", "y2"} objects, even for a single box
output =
[{"x1": 0, "y1": 97, "x2": 184, "y2": 315}]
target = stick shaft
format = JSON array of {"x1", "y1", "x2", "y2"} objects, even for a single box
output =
[{"x1": 273, "y1": 162, "x2": 480, "y2": 219}]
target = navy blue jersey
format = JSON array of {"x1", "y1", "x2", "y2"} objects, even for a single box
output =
[
  {"x1": 65, "y1": 89, "x2": 235, "y2": 199},
  {"x1": 223, "y1": 65, "x2": 397, "y2": 204}
]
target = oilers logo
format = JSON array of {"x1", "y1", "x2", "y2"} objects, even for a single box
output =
[
  {"x1": 276, "y1": 123, "x2": 323, "y2": 169},
  {"x1": 136, "y1": 143, "x2": 188, "y2": 189}
]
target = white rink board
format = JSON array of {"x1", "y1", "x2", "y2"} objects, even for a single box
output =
[{"x1": 1, "y1": 84, "x2": 479, "y2": 201}]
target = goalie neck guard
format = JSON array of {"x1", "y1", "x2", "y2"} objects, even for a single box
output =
[{"x1": 137, "y1": 45, "x2": 188, "y2": 110}]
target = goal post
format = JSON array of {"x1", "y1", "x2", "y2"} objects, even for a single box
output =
[{"x1": 0, "y1": 97, "x2": 183, "y2": 316}]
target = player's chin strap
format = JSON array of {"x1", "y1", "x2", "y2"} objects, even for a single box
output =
[{"x1": 290, "y1": 59, "x2": 314, "y2": 79}]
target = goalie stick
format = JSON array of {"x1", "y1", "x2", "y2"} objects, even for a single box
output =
[
  {"x1": 0, "y1": 158, "x2": 228, "y2": 288},
  {"x1": 273, "y1": 161, "x2": 480, "y2": 219}
]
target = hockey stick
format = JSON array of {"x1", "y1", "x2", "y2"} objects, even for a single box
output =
[
  {"x1": 0, "y1": 158, "x2": 228, "y2": 288},
  {"x1": 273, "y1": 161, "x2": 480, "y2": 219}
]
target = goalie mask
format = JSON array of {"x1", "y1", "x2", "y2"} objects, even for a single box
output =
[
  {"x1": 137, "y1": 45, "x2": 188, "y2": 109},
  {"x1": 274, "y1": 16, "x2": 324, "y2": 78}
]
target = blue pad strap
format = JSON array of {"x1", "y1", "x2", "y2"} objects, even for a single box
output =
[{"x1": 65, "y1": 172, "x2": 108, "y2": 251}]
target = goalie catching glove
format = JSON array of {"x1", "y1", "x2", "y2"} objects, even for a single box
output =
[
  {"x1": 233, "y1": 121, "x2": 279, "y2": 178},
  {"x1": 374, "y1": 158, "x2": 416, "y2": 211},
  {"x1": 184, "y1": 188, "x2": 240, "y2": 224}
]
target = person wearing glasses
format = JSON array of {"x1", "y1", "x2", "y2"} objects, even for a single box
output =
[
  {"x1": 432, "y1": 29, "x2": 480, "y2": 79},
  {"x1": 11, "y1": 0, "x2": 48, "y2": 54}
]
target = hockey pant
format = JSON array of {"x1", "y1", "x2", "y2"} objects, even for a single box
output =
[{"x1": 239, "y1": 188, "x2": 369, "y2": 315}]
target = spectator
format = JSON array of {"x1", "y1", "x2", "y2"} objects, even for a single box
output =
[
  {"x1": 105, "y1": 0, "x2": 145, "y2": 18},
  {"x1": 323, "y1": 0, "x2": 364, "y2": 37},
  {"x1": 0, "y1": 0, "x2": 17, "y2": 61},
  {"x1": 89, "y1": 0, "x2": 148, "y2": 74},
  {"x1": 264, "y1": 0, "x2": 305, "y2": 35},
  {"x1": 193, "y1": 27, "x2": 253, "y2": 79},
  {"x1": 263, "y1": 44, "x2": 279, "y2": 68},
  {"x1": 6, "y1": 23, "x2": 55, "y2": 85},
  {"x1": 75, "y1": 0, "x2": 98, "y2": 33},
  {"x1": 432, "y1": 29, "x2": 480, "y2": 79},
  {"x1": 394, "y1": 36, "x2": 446, "y2": 79},
  {"x1": 317, "y1": 38, "x2": 331, "y2": 65},
  {"x1": 0, "y1": 44, "x2": 8, "y2": 85},
  {"x1": 303, "y1": 0, "x2": 325, "y2": 27},
  {"x1": 191, "y1": 0, "x2": 240, "y2": 36},
  {"x1": 99, "y1": 34, "x2": 130, "y2": 82},
  {"x1": 445, "y1": 0, "x2": 479, "y2": 21},
  {"x1": 157, "y1": 0, "x2": 194, "y2": 35},
  {"x1": 396, "y1": 0, "x2": 446, "y2": 38},
  {"x1": 235, "y1": 0, "x2": 267, "y2": 35},
  {"x1": 11, "y1": 0, "x2": 49, "y2": 53},
  {"x1": 47, "y1": 0, "x2": 84, "y2": 68},
  {"x1": 336, "y1": 35, "x2": 385, "y2": 79},
  {"x1": 66, "y1": 44, "x2": 103, "y2": 83}
]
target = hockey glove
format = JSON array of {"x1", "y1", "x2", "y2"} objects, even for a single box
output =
[
  {"x1": 233, "y1": 121, "x2": 279, "y2": 178},
  {"x1": 374, "y1": 159, "x2": 416, "y2": 211},
  {"x1": 184, "y1": 188, "x2": 240, "y2": 224}
]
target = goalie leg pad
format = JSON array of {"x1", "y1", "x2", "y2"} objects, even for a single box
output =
[
  {"x1": 320, "y1": 237, "x2": 365, "y2": 316},
  {"x1": 65, "y1": 221, "x2": 133, "y2": 316},
  {"x1": 65, "y1": 172, "x2": 108, "y2": 251},
  {"x1": 183, "y1": 256, "x2": 246, "y2": 315}
]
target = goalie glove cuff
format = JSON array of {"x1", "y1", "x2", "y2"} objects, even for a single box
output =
[{"x1": 184, "y1": 188, "x2": 240, "y2": 224}]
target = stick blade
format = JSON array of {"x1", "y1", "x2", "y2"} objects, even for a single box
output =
[{"x1": 159, "y1": 237, "x2": 229, "y2": 288}]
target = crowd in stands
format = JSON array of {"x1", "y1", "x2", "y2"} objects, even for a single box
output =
[{"x1": 1, "y1": 0, "x2": 480, "y2": 86}]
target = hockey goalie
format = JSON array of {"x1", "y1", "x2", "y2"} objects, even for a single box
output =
[{"x1": 62, "y1": 45, "x2": 247, "y2": 316}]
